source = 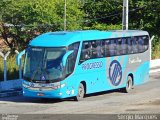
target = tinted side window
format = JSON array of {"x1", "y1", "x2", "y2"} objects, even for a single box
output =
[
  {"x1": 95, "y1": 40, "x2": 103, "y2": 58},
  {"x1": 143, "y1": 36, "x2": 149, "y2": 51},
  {"x1": 89, "y1": 40, "x2": 103, "y2": 58},
  {"x1": 127, "y1": 38, "x2": 133, "y2": 54},
  {"x1": 102, "y1": 40, "x2": 110, "y2": 57},
  {"x1": 121, "y1": 38, "x2": 127, "y2": 55},
  {"x1": 137, "y1": 35, "x2": 149, "y2": 53},
  {"x1": 132, "y1": 37, "x2": 138, "y2": 53},
  {"x1": 68, "y1": 42, "x2": 79, "y2": 56},
  {"x1": 138, "y1": 36, "x2": 145, "y2": 52},
  {"x1": 115, "y1": 38, "x2": 122, "y2": 55},
  {"x1": 80, "y1": 41, "x2": 91, "y2": 63},
  {"x1": 80, "y1": 40, "x2": 104, "y2": 62},
  {"x1": 90, "y1": 41, "x2": 97, "y2": 58},
  {"x1": 66, "y1": 42, "x2": 80, "y2": 74},
  {"x1": 109, "y1": 40, "x2": 115, "y2": 56},
  {"x1": 127, "y1": 35, "x2": 149, "y2": 54},
  {"x1": 79, "y1": 35, "x2": 149, "y2": 62}
]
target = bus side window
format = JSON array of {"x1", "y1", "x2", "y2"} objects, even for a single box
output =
[
  {"x1": 109, "y1": 40, "x2": 115, "y2": 56},
  {"x1": 138, "y1": 36, "x2": 144, "y2": 52},
  {"x1": 101, "y1": 40, "x2": 109, "y2": 57},
  {"x1": 95, "y1": 40, "x2": 103, "y2": 58},
  {"x1": 80, "y1": 42, "x2": 86, "y2": 62},
  {"x1": 90, "y1": 41, "x2": 97, "y2": 58},
  {"x1": 143, "y1": 36, "x2": 149, "y2": 51},
  {"x1": 66, "y1": 42, "x2": 80, "y2": 74},
  {"x1": 101, "y1": 41, "x2": 105, "y2": 57},
  {"x1": 80, "y1": 42, "x2": 91, "y2": 62},
  {"x1": 116, "y1": 38, "x2": 122, "y2": 55},
  {"x1": 132, "y1": 37, "x2": 138, "y2": 53},
  {"x1": 69, "y1": 42, "x2": 79, "y2": 56},
  {"x1": 127, "y1": 38, "x2": 133, "y2": 54},
  {"x1": 104, "y1": 40, "x2": 110, "y2": 57},
  {"x1": 121, "y1": 38, "x2": 127, "y2": 55}
]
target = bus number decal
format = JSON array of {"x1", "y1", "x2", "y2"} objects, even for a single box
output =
[
  {"x1": 109, "y1": 60, "x2": 122, "y2": 86},
  {"x1": 82, "y1": 61, "x2": 103, "y2": 70}
]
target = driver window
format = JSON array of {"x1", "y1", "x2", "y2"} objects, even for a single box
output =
[{"x1": 65, "y1": 42, "x2": 80, "y2": 75}]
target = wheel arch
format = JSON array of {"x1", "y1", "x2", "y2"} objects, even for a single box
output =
[
  {"x1": 128, "y1": 73, "x2": 134, "y2": 86},
  {"x1": 80, "y1": 81, "x2": 87, "y2": 94}
]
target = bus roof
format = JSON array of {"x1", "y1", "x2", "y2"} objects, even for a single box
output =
[{"x1": 29, "y1": 30, "x2": 149, "y2": 47}]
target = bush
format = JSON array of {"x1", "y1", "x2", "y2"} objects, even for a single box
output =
[
  {"x1": 152, "y1": 36, "x2": 160, "y2": 59},
  {"x1": 0, "y1": 55, "x2": 19, "y2": 81},
  {"x1": 84, "y1": 23, "x2": 121, "y2": 31}
]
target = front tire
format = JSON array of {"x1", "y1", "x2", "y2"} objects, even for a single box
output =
[{"x1": 74, "y1": 83, "x2": 85, "y2": 101}]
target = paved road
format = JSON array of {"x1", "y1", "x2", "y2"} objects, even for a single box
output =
[{"x1": 0, "y1": 72, "x2": 160, "y2": 115}]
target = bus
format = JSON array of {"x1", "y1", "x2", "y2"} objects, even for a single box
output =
[{"x1": 19, "y1": 30, "x2": 150, "y2": 101}]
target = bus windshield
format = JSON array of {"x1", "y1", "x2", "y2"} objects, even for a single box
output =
[{"x1": 23, "y1": 47, "x2": 66, "y2": 81}]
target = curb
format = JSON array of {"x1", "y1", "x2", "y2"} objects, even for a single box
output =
[
  {"x1": 150, "y1": 59, "x2": 160, "y2": 68},
  {"x1": 150, "y1": 59, "x2": 160, "y2": 73},
  {"x1": 150, "y1": 67, "x2": 160, "y2": 73}
]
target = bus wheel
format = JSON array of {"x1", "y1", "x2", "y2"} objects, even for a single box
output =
[
  {"x1": 123, "y1": 76, "x2": 133, "y2": 93},
  {"x1": 74, "y1": 83, "x2": 85, "y2": 101}
]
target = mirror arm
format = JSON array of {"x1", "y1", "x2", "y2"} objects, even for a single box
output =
[{"x1": 16, "y1": 50, "x2": 25, "y2": 65}]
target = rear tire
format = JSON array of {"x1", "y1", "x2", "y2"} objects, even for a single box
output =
[
  {"x1": 74, "y1": 83, "x2": 85, "y2": 101},
  {"x1": 123, "y1": 76, "x2": 133, "y2": 93}
]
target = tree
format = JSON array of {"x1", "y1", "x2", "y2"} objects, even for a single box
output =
[
  {"x1": 0, "y1": 0, "x2": 84, "y2": 50},
  {"x1": 83, "y1": 0, "x2": 123, "y2": 26},
  {"x1": 83, "y1": 0, "x2": 160, "y2": 34},
  {"x1": 129, "y1": 0, "x2": 160, "y2": 35}
]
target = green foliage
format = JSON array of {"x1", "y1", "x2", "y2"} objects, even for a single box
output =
[
  {"x1": 83, "y1": 0, "x2": 123, "y2": 26},
  {"x1": 152, "y1": 36, "x2": 160, "y2": 59},
  {"x1": 1, "y1": 0, "x2": 160, "y2": 51},
  {"x1": 84, "y1": 23, "x2": 121, "y2": 31},
  {"x1": 128, "y1": 0, "x2": 160, "y2": 59},
  {"x1": 0, "y1": 0, "x2": 84, "y2": 50},
  {"x1": 0, "y1": 55, "x2": 19, "y2": 80},
  {"x1": 129, "y1": 0, "x2": 160, "y2": 35},
  {"x1": 83, "y1": 0, "x2": 160, "y2": 59}
]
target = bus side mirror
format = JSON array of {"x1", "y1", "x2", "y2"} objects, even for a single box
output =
[
  {"x1": 62, "y1": 50, "x2": 74, "y2": 67},
  {"x1": 16, "y1": 50, "x2": 25, "y2": 65}
]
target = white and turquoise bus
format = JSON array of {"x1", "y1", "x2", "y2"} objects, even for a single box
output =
[{"x1": 19, "y1": 30, "x2": 150, "y2": 101}]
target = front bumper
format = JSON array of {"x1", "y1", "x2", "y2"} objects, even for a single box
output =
[
  {"x1": 22, "y1": 80, "x2": 76, "y2": 98},
  {"x1": 23, "y1": 87, "x2": 63, "y2": 98}
]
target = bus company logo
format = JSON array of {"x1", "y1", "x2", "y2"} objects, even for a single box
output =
[
  {"x1": 109, "y1": 60, "x2": 122, "y2": 86},
  {"x1": 82, "y1": 61, "x2": 103, "y2": 70}
]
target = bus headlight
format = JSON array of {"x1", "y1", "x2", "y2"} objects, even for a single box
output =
[
  {"x1": 23, "y1": 83, "x2": 30, "y2": 88},
  {"x1": 23, "y1": 82, "x2": 66, "y2": 90},
  {"x1": 51, "y1": 83, "x2": 66, "y2": 90}
]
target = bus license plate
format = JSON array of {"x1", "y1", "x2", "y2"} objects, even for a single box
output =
[{"x1": 37, "y1": 93, "x2": 44, "y2": 96}]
